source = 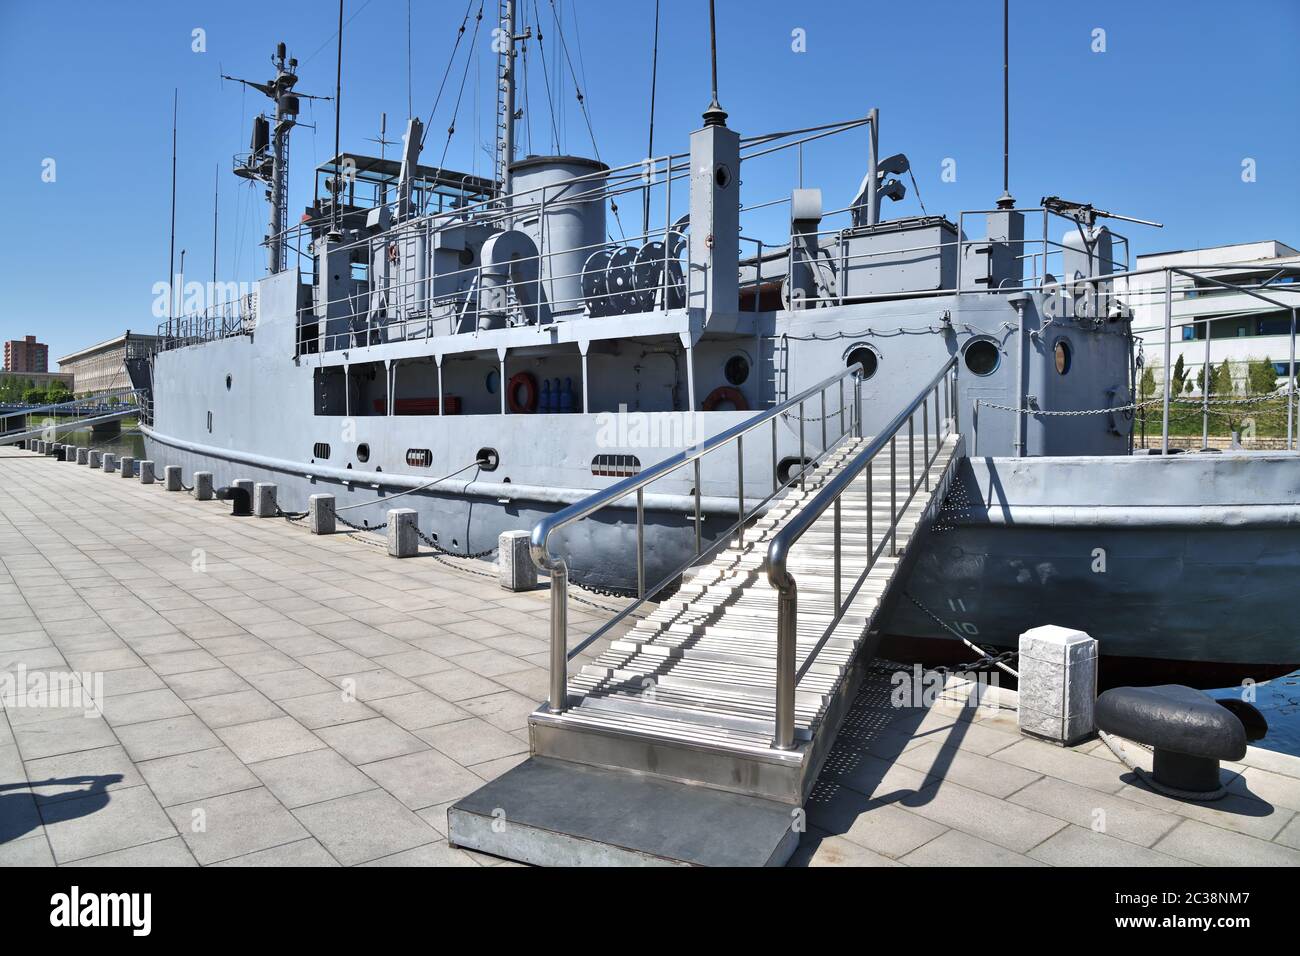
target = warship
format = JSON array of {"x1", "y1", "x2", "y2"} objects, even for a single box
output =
[{"x1": 134, "y1": 3, "x2": 1300, "y2": 688}]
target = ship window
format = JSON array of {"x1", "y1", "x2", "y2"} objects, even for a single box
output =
[
  {"x1": 314, "y1": 442, "x2": 331, "y2": 459},
  {"x1": 963, "y1": 339, "x2": 1000, "y2": 376},
  {"x1": 724, "y1": 354, "x2": 750, "y2": 386},
  {"x1": 846, "y1": 346, "x2": 879, "y2": 380},
  {"x1": 356, "y1": 443, "x2": 370, "y2": 463},
  {"x1": 406, "y1": 448, "x2": 432, "y2": 468},
  {"x1": 1054, "y1": 340, "x2": 1072, "y2": 375},
  {"x1": 591, "y1": 454, "x2": 642, "y2": 478}
]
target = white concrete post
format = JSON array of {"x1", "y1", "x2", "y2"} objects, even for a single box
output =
[
  {"x1": 498, "y1": 530, "x2": 536, "y2": 591},
  {"x1": 254, "y1": 482, "x2": 278, "y2": 517},
  {"x1": 88, "y1": 450, "x2": 102, "y2": 469},
  {"x1": 309, "y1": 494, "x2": 336, "y2": 534},
  {"x1": 164, "y1": 466, "x2": 182, "y2": 491},
  {"x1": 386, "y1": 508, "x2": 418, "y2": 557},
  {"x1": 139, "y1": 460, "x2": 156, "y2": 484},
  {"x1": 194, "y1": 471, "x2": 214, "y2": 500},
  {"x1": 102, "y1": 452, "x2": 117, "y2": 472},
  {"x1": 119, "y1": 456, "x2": 135, "y2": 478},
  {"x1": 1017, "y1": 624, "x2": 1098, "y2": 746}
]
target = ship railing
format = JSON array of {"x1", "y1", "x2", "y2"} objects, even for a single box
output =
[
  {"x1": 530, "y1": 362, "x2": 870, "y2": 716},
  {"x1": 766, "y1": 356, "x2": 960, "y2": 748},
  {"x1": 156, "y1": 292, "x2": 258, "y2": 351}
]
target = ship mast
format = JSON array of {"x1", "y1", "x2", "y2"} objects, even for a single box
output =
[
  {"x1": 493, "y1": 0, "x2": 531, "y2": 205},
  {"x1": 226, "y1": 44, "x2": 325, "y2": 274}
]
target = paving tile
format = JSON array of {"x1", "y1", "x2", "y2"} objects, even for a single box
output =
[
  {"x1": 892, "y1": 777, "x2": 1069, "y2": 854},
  {"x1": 412, "y1": 667, "x2": 506, "y2": 702},
  {"x1": 210, "y1": 837, "x2": 340, "y2": 866},
  {"x1": 1006, "y1": 776, "x2": 1183, "y2": 847},
  {"x1": 137, "y1": 746, "x2": 261, "y2": 806},
  {"x1": 359, "y1": 749, "x2": 485, "y2": 810},
  {"x1": 100, "y1": 687, "x2": 192, "y2": 727},
  {"x1": 328, "y1": 670, "x2": 421, "y2": 702},
  {"x1": 40, "y1": 784, "x2": 178, "y2": 864},
  {"x1": 805, "y1": 786, "x2": 947, "y2": 858},
  {"x1": 144, "y1": 648, "x2": 224, "y2": 676},
  {"x1": 249, "y1": 748, "x2": 377, "y2": 809},
  {"x1": 991, "y1": 738, "x2": 1131, "y2": 794},
  {"x1": 215, "y1": 716, "x2": 326, "y2": 764},
  {"x1": 360, "y1": 840, "x2": 480, "y2": 867},
  {"x1": 187, "y1": 689, "x2": 285, "y2": 729},
  {"x1": 277, "y1": 690, "x2": 377, "y2": 729},
  {"x1": 0, "y1": 788, "x2": 44, "y2": 845},
  {"x1": 162, "y1": 667, "x2": 253, "y2": 700},
  {"x1": 221, "y1": 648, "x2": 300, "y2": 677},
  {"x1": 367, "y1": 691, "x2": 465, "y2": 731},
  {"x1": 417, "y1": 717, "x2": 528, "y2": 766},
  {"x1": 447, "y1": 648, "x2": 532, "y2": 678},
  {"x1": 1153, "y1": 817, "x2": 1300, "y2": 867},
  {"x1": 1229, "y1": 765, "x2": 1300, "y2": 813},
  {"x1": 317, "y1": 717, "x2": 428, "y2": 765},
  {"x1": 457, "y1": 689, "x2": 537, "y2": 732},
  {"x1": 1029, "y1": 824, "x2": 1193, "y2": 867},
  {"x1": 900, "y1": 828, "x2": 1045, "y2": 866},
  {"x1": 788, "y1": 827, "x2": 902, "y2": 867},
  {"x1": 293, "y1": 789, "x2": 441, "y2": 866},
  {"x1": 168, "y1": 787, "x2": 310, "y2": 865},
  {"x1": 92, "y1": 666, "x2": 168, "y2": 699},
  {"x1": 371, "y1": 649, "x2": 455, "y2": 678},
  {"x1": 23, "y1": 744, "x2": 144, "y2": 805},
  {"x1": 895, "y1": 740, "x2": 1042, "y2": 799},
  {"x1": 0, "y1": 832, "x2": 56, "y2": 866},
  {"x1": 244, "y1": 667, "x2": 338, "y2": 701},
  {"x1": 116, "y1": 715, "x2": 222, "y2": 762},
  {"x1": 12, "y1": 714, "x2": 118, "y2": 760},
  {"x1": 64, "y1": 836, "x2": 199, "y2": 867}
]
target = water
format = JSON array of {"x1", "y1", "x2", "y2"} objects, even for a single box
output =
[
  {"x1": 1210, "y1": 670, "x2": 1300, "y2": 757},
  {"x1": 56, "y1": 425, "x2": 144, "y2": 460}
]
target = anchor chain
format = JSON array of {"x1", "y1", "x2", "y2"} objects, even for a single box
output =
[{"x1": 904, "y1": 592, "x2": 1019, "y2": 677}]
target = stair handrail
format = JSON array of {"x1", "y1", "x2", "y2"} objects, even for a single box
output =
[
  {"x1": 765, "y1": 355, "x2": 960, "y2": 750},
  {"x1": 532, "y1": 362, "x2": 869, "y2": 716}
]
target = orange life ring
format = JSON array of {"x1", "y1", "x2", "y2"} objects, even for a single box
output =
[
  {"x1": 506, "y1": 372, "x2": 539, "y2": 413},
  {"x1": 702, "y1": 386, "x2": 748, "y2": 411}
]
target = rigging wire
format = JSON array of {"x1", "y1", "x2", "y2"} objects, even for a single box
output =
[
  {"x1": 530, "y1": 0, "x2": 561, "y2": 154},
  {"x1": 418, "y1": 0, "x2": 477, "y2": 151},
  {"x1": 643, "y1": 0, "x2": 660, "y2": 235},
  {"x1": 435, "y1": 2, "x2": 486, "y2": 174},
  {"x1": 406, "y1": 0, "x2": 413, "y2": 119},
  {"x1": 546, "y1": 0, "x2": 623, "y2": 239}
]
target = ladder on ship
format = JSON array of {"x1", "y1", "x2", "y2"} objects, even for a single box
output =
[{"x1": 451, "y1": 357, "x2": 964, "y2": 864}]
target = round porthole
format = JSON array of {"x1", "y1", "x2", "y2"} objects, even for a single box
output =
[
  {"x1": 476, "y1": 447, "x2": 500, "y2": 472},
  {"x1": 1054, "y1": 340, "x2": 1072, "y2": 375},
  {"x1": 485, "y1": 370, "x2": 499, "y2": 394},
  {"x1": 963, "y1": 339, "x2": 1001, "y2": 377},
  {"x1": 714, "y1": 164, "x2": 732, "y2": 189},
  {"x1": 724, "y1": 353, "x2": 750, "y2": 386},
  {"x1": 356, "y1": 443, "x2": 370, "y2": 463},
  {"x1": 845, "y1": 345, "x2": 879, "y2": 380},
  {"x1": 225, "y1": 374, "x2": 232, "y2": 390}
]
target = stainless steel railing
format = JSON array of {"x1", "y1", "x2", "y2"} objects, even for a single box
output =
[
  {"x1": 765, "y1": 355, "x2": 959, "y2": 749},
  {"x1": 530, "y1": 362, "x2": 869, "y2": 715}
]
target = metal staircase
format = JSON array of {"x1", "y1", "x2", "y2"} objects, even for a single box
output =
[{"x1": 450, "y1": 357, "x2": 964, "y2": 864}]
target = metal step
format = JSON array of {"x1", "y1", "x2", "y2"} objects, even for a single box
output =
[{"x1": 529, "y1": 432, "x2": 965, "y2": 804}]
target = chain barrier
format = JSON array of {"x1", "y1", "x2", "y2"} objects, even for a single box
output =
[{"x1": 977, "y1": 388, "x2": 1296, "y2": 417}]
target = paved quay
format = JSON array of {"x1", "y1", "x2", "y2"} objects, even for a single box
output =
[{"x1": 3, "y1": 445, "x2": 1300, "y2": 867}]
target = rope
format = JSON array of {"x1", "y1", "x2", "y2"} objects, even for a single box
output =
[
  {"x1": 904, "y1": 592, "x2": 1020, "y2": 678},
  {"x1": 333, "y1": 457, "x2": 487, "y2": 513}
]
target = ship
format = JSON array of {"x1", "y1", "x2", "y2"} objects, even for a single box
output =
[{"x1": 133, "y1": 4, "x2": 1300, "y2": 688}]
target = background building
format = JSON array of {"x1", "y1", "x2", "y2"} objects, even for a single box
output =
[
  {"x1": 4, "y1": 335, "x2": 49, "y2": 373},
  {"x1": 1120, "y1": 240, "x2": 1300, "y2": 394},
  {"x1": 57, "y1": 331, "x2": 159, "y2": 395}
]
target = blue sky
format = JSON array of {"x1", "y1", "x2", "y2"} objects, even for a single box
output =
[{"x1": 2, "y1": 0, "x2": 1297, "y2": 361}]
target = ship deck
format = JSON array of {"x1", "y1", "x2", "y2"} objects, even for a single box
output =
[{"x1": 2, "y1": 444, "x2": 1299, "y2": 866}]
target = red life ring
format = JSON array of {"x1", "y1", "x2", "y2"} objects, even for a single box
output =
[
  {"x1": 702, "y1": 386, "x2": 748, "y2": 411},
  {"x1": 506, "y1": 372, "x2": 539, "y2": 413}
]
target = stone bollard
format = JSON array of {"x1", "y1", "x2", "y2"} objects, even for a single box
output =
[
  {"x1": 386, "y1": 508, "x2": 419, "y2": 558},
  {"x1": 254, "y1": 482, "x2": 278, "y2": 517},
  {"x1": 119, "y1": 456, "x2": 135, "y2": 478},
  {"x1": 76, "y1": 447, "x2": 89, "y2": 465},
  {"x1": 139, "y1": 460, "x2": 156, "y2": 484},
  {"x1": 164, "y1": 466, "x2": 182, "y2": 491},
  {"x1": 102, "y1": 452, "x2": 117, "y2": 473},
  {"x1": 88, "y1": 450, "x2": 102, "y2": 469},
  {"x1": 1017, "y1": 624, "x2": 1098, "y2": 746},
  {"x1": 48, "y1": 443, "x2": 60, "y2": 458},
  {"x1": 309, "y1": 494, "x2": 336, "y2": 534},
  {"x1": 62, "y1": 446, "x2": 75, "y2": 462},
  {"x1": 194, "y1": 471, "x2": 214, "y2": 500},
  {"x1": 498, "y1": 530, "x2": 537, "y2": 591}
]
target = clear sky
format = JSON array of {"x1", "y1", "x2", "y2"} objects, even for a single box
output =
[{"x1": 2, "y1": 0, "x2": 1297, "y2": 361}]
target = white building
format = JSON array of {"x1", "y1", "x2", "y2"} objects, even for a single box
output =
[{"x1": 1118, "y1": 240, "x2": 1300, "y2": 395}]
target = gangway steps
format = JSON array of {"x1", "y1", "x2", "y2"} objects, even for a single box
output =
[{"x1": 529, "y1": 432, "x2": 963, "y2": 804}]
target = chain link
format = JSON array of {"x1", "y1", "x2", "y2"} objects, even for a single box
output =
[
  {"x1": 978, "y1": 388, "x2": 1295, "y2": 417},
  {"x1": 905, "y1": 592, "x2": 1019, "y2": 676}
]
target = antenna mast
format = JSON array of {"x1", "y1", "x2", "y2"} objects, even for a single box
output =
[
  {"x1": 168, "y1": 89, "x2": 177, "y2": 336},
  {"x1": 702, "y1": 0, "x2": 727, "y2": 126},
  {"x1": 494, "y1": 0, "x2": 531, "y2": 200},
  {"x1": 996, "y1": 0, "x2": 1015, "y2": 208}
]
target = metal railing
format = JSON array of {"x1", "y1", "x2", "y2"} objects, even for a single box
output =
[
  {"x1": 156, "y1": 293, "x2": 258, "y2": 351},
  {"x1": 531, "y1": 362, "x2": 869, "y2": 715},
  {"x1": 765, "y1": 355, "x2": 959, "y2": 749}
]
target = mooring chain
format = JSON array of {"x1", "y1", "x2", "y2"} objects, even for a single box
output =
[
  {"x1": 979, "y1": 388, "x2": 1296, "y2": 417},
  {"x1": 904, "y1": 592, "x2": 1020, "y2": 676},
  {"x1": 412, "y1": 526, "x2": 498, "y2": 561}
]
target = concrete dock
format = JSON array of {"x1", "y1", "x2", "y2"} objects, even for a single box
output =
[{"x1": 3, "y1": 445, "x2": 1299, "y2": 866}]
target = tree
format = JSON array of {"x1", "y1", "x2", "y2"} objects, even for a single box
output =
[
  {"x1": 1213, "y1": 359, "x2": 1235, "y2": 397},
  {"x1": 1172, "y1": 354, "x2": 1189, "y2": 396},
  {"x1": 1139, "y1": 364, "x2": 1157, "y2": 400},
  {"x1": 1247, "y1": 357, "x2": 1278, "y2": 395},
  {"x1": 23, "y1": 386, "x2": 47, "y2": 405}
]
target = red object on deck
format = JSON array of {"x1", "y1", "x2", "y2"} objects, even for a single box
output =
[{"x1": 372, "y1": 396, "x2": 462, "y2": 415}]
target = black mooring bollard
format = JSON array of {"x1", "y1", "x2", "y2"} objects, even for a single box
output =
[{"x1": 215, "y1": 485, "x2": 253, "y2": 516}]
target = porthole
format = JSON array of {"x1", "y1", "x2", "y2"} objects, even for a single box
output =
[
  {"x1": 963, "y1": 339, "x2": 1001, "y2": 377},
  {"x1": 1054, "y1": 340, "x2": 1072, "y2": 375},
  {"x1": 724, "y1": 353, "x2": 750, "y2": 386},
  {"x1": 485, "y1": 369, "x2": 499, "y2": 394},
  {"x1": 356, "y1": 443, "x2": 370, "y2": 463},
  {"x1": 845, "y1": 345, "x2": 879, "y2": 380},
  {"x1": 476, "y1": 447, "x2": 500, "y2": 472},
  {"x1": 715, "y1": 164, "x2": 732, "y2": 189}
]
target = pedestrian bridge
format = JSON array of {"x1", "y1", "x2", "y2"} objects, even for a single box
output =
[{"x1": 0, "y1": 389, "x2": 144, "y2": 447}]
